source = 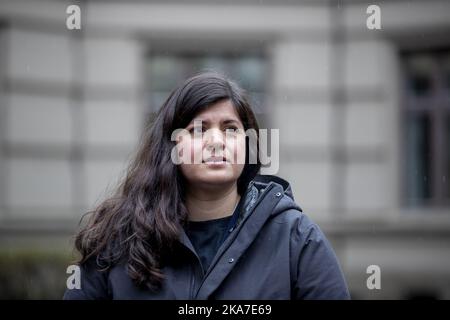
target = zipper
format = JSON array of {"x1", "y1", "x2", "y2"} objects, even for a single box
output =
[
  {"x1": 180, "y1": 229, "x2": 205, "y2": 299},
  {"x1": 189, "y1": 264, "x2": 195, "y2": 299},
  {"x1": 188, "y1": 254, "x2": 205, "y2": 299}
]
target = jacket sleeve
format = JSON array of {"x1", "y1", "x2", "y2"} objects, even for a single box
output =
[
  {"x1": 291, "y1": 213, "x2": 351, "y2": 300},
  {"x1": 63, "y1": 257, "x2": 111, "y2": 300}
]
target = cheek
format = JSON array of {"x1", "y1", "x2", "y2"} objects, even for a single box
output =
[
  {"x1": 177, "y1": 137, "x2": 203, "y2": 162},
  {"x1": 228, "y1": 136, "x2": 246, "y2": 163},
  {"x1": 178, "y1": 138, "x2": 204, "y2": 178}
]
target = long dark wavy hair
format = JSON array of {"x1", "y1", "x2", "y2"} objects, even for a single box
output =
[{"x1": 74, "y1": 72, "x2": 261, "y2": 290}]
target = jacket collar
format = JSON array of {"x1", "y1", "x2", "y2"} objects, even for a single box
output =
[{"x1": 178, "y1": 175, "x2": 300, "y2": 253}]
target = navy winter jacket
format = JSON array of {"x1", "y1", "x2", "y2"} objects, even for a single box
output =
[{"x1": 64, "y1": 175, "x2": 350, "y2": 300}]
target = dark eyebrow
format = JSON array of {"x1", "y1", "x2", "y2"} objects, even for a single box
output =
[
  {"x1": 222, "y1": 119, "x2": 241, "y2": 125},
  {"x1": 187, "y1": 118, "x2": 242, "y2": 126}
]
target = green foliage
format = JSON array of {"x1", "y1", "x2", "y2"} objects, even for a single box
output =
[{"x1": 0, "y1": 249, "x2": 74, "y2": 299}]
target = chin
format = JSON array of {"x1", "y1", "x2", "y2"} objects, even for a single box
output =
[
  {"x1": 191, "y1": 168, "x2": 239, "y2": 186},
  {"x1": 181, "y1": 163, "x2": 244, "y2": 188}
]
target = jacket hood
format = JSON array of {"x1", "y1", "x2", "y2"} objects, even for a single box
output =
[
  {"x1": 239, "y1": 174, "x2": 302, "y2": 224},
  {"x1": 253, "y1": 174, "x2": 296, "y2": 201}
]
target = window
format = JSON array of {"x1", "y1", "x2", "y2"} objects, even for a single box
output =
[
  {"x1": 145, "y1": 49, "x2": 268, "y2": 128},
  {"x1": 402, "y1": 49, "x2": 450, "y2": 207}
]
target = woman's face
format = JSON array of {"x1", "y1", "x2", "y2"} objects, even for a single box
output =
[{"x1": 176, "y1": 100, "x2": 246, "y2": 190}]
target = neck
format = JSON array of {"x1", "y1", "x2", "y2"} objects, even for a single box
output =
[{"x1": 185, "y1": 182, "x2": 241, "y2": 221}]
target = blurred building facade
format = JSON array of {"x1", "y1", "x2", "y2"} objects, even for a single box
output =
[{"x1": 0, "y1": 0, "x2": 449, "y2": 299}]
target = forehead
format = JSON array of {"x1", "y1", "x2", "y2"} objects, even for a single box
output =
[{"x1": 192, "y1": 100, "x2": 241, "y2": 122}]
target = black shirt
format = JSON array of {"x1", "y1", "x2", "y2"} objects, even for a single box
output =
[{"x1": 185, "y1": 215, "x2": 233, "y2": 274}]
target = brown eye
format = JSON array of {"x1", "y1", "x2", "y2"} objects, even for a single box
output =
[
  {"x1": 225, "y1": 126, "x2": 238, "y2": 133},
  {"x1": 189, "y1": 126, "x2": 204, "y2": 134}
]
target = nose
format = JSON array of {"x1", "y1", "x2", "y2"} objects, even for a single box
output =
[{"x1": 204, "y1": 128, "x2": 225, "y2": 151}]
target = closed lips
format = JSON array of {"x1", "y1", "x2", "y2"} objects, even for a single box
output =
[{"x1": 203, "y1": 156, "x2": 228, "y2": 163}]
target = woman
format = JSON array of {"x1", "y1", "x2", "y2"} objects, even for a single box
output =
[{"x1": 64, "y1": 72, "x2": 350, "y2": 300}]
